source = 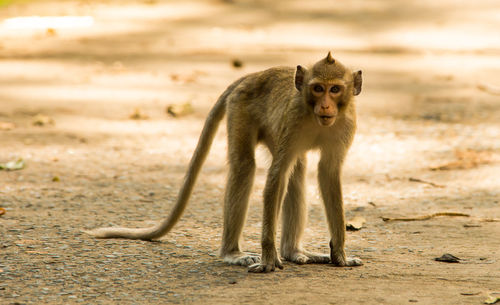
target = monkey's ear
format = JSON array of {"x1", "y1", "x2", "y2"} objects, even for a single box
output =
[
  {"x1": 353, "y1": 70, "x2": 362, "y2": 96},
  {"x1": 295, "y1": 65, "x2": 306, "y2": 91}
]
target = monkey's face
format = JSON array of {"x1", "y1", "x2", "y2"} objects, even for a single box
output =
[
  {"x1": 295, "y1": 53, "x2": 363, "y2": 127},
  {"x1": 308, "y1": 81, "x2": 344, "y2": 127}
]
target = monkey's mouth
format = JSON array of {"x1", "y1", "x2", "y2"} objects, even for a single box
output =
[{"x1": 317, "y1": 115, "x2": 336, "y2": 126}]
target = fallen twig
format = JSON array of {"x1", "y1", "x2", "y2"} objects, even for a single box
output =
[
  {"x1": 409, "y1": 177, "x2": 445, "y2": 188},
  {"x1": 460, "y1": 292, "x2": 480, "y2": 296},
  {"x1": 382, "y1": 212, "x2": 500, "y2": 223},
  {"x1": 480, "y1": 218, "x2": 500, "y2": 223},
  {"x1": 382, "y1": 212, "x2": 470, "y2": 222}
]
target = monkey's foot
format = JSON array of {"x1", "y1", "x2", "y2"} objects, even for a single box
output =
[
  {"x1": 248, "y1": 252, "x2": 283, "y2": 273},
  {"x1": 331, "y1": 255, "x2": 363, "y2": 267},
  {"x1": 282, "y1": 250, "x2": 330, "y2": 265},
  {"x1": 247, "y1": 260, "x2": 284, "y2": 273},
  {"x1": 345, "y1": 257, "x2": 363, "y2": 266},
  {"x1": 222, "y1": 252, "x2": 260, "y2": 267},
  {"x1": 330, "y1": 241, "x2": 363, "y2": 267}
]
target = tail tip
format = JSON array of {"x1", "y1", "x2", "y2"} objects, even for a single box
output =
[{"x1": 82, "y1": 228, "x2": 106, "y2": 238}]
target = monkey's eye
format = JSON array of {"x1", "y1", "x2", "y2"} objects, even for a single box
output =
[
  {"x1": 313, "y1": 84, "x2": 324, "y2": 93},
  {"x1": 330, "y1": 85, "x2": 341, "y2": 93}
]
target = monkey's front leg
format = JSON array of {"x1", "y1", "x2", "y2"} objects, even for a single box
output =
[
  {"x1": 248, "y1": 161, "x2": 290, "y2": 273},
  {"x1": 318, "y1": 157, "x2": 363, "y2": 267},
  {"x1": 280, "y1": 156, "x2": 330, "y2": 265}
]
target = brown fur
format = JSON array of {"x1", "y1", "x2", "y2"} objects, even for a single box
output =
[{"x1": 84, "y1": 53, "x2": 363, "y2": 273}]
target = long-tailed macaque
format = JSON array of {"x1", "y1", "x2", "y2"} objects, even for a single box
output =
[{"x1": 85, "y1": 52, "x2": 363, "y2": 273}]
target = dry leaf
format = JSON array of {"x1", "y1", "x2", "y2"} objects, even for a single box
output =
[
  {"x1": 129, "y1": 108, "x2": 149, "y2": 120},
  {"x1": 0, "y1": 122, "x2": 15, "y2": 130},
  {"x1": 169, "y1": 73, "x2": 199, "y2": 84},
  {"x1": 46, "y1": 28, "x2": 57, "y2": 37},
  {"x1": 346, "y1": 216, "x2": 366, "y2": 231},
  {"x1": 485, "y1": 295, "x2": 500, "y2": 304},
  {"x1": 32, "y1": 114, "x2": 54, "y2": 126},
  {"x1": 430, "y1": 149, "x2": 494, "y2": 171},
  {"x1": 0, "y1": 207, "x2": 5, "y2": 216},
  {"x1": 434, "y1": 253, "x2": 460, "y2": 263},
  {"x1": 167, "y1": 103, "x2": 193, "y2": 117},
  {"x1": 232, "y1": 59, "x2": 244, "y2": 68},
  {"x1": 477, "y1": 83, "x2": 500, "y2": 95},
  {"x1": 0, "y1": 158, "x2": 25, "y2": 171}
]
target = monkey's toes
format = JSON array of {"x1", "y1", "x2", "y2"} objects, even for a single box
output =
[
  {"x1": 247, "y1": 262, "x2": 283, "y2": 273},
  {"x1": 222, "y1": 252, "x2": 260, "y2": 267},
  {"x1": 238, "y1": 255, "x2": 260, "y2": 266},
  {"x1": 284, "y1": 251, "x2": 330, "y2": 265},
  {"x1": 292, "y1": 253, "x2": 309, "y2": 265},
  {"x1": 346, "y1": 257, "x2": 363, "y2": 266},
  {"x1": 248, "y1": 263, "x2": 271, "y2": 273},
  {"x1": 331, "y1": 256, "x2": 363, "y2": 267}
]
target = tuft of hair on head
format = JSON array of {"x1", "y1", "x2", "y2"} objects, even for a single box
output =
[{"x1": 326, "y1": 51, "x2": 335, "y2": 64}]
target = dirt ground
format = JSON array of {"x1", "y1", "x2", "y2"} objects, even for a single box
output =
[{"x1": 1, "y1": 0, "x2": 499, "y2": 304}]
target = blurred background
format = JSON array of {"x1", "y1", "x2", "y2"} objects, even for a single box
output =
[{"x1": 1, "y1": 0, "x2": 499, "y2": 202}]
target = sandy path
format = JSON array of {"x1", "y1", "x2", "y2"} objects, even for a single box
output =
[{"x1": 1, "y1": 1, "x2": 499, "y2": 304}]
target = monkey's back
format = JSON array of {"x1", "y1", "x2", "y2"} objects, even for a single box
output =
[{"x1": 225, "y1": 66, "x2": 310, "y2": 151}]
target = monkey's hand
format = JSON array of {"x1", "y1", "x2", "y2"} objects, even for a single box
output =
[
  {"x1": 330, "y1": 241, "x2": 363, "y2": 267},
  {"x1": 248, "y1": 249, "x2": 284, "y2": 273}
]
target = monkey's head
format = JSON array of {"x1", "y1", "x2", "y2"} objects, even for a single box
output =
[{"x1": 295, "y1": 52, "x2": 362, "y2": 127}]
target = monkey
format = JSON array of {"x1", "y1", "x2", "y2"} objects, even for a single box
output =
[{"x1": 85, "y1": 52, "x2": 363, "y2": 273}]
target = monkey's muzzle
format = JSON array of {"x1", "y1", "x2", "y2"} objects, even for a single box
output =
[{"x1": 317, "y1": 115, "x2": 336, "y2": 126}]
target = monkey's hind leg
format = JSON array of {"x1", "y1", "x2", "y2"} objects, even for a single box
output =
[
  {"x1": 280, "y1": 156, "x2": 330, "y2": 265},
  {"x1": 220, "y1": 120, "x2": 259, "y2": 267}
]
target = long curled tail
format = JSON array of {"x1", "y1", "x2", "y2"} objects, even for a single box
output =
[{"x1": 84, "y1": 78, "x2": 243, "y2": 240}]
